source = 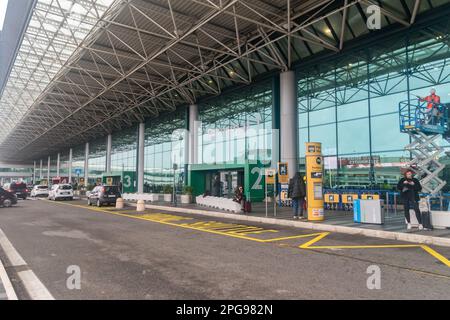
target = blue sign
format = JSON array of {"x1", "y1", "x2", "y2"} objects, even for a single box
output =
[{"x1": 75, "y1": 169, "x2": 82, "y2": 175}]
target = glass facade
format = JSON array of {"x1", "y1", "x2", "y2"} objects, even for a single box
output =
[
  {"x1": 59, "y1": 152, "x2": 69, "y2": 177},
  {"x1": 88, "y1": 138, "x2": 107, "y2": 184},
  {"x1": 143, "y1": 109, "x2": 185, "y2": 193},
  {"x1": 198, "y1": 81, "x2": 273, "y2": 165},
  {"x1": 111, "y1": 127, "x2": 137, "y2": 173},
  {"x1": 298, "y1": 32, "x2": 450, "y2": 190},
  {"x1": 71, "y1": 145, "x2": 85, "y2": 181}
]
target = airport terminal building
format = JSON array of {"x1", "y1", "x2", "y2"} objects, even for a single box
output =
[{"x1": 1, "y1": 0, "x2": 450, "y2": 198}]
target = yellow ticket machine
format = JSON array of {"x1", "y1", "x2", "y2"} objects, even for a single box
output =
[{"x1": 306, "y1": 142, "x2": 324, "y2": 221}]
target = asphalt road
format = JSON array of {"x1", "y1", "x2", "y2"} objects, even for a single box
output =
[{"x1": 0, "y1": 198, "x2": 449, "y2": 300}]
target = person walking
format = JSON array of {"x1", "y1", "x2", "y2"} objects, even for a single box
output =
[
  {"x1": 397, "y1": 170, "x2": 423, "y2": 230},
  {"x1": 288, "y1": 172, "x2": 307, "y2": 220}
]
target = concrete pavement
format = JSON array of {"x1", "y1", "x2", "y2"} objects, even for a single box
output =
[{"x1": 0, "y1": 198, "x2": 449, "y2": 299}]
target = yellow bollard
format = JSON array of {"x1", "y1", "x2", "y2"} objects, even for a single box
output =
[
  {"x1": 136, "y1": 199, "x2": 145, "y2": 212},
  {"x1": 116, "y1": 198, "x2": 124, "y2": 209}
]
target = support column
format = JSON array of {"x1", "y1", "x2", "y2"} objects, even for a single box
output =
[
  {"x1": 84, "y1": 142, "x2": 89, "y2": 186},
  {"x1": 189, "y1": 104, "x2": 199, "y2": 165},
  {"x1": 33, "y1": 161, "x2": 36, "y2": 184},
  {"x1": 47, "y1": 156, "x2": 51, "y2": 182},
  {"x1": 137, "y1": 122, "x2": 145, "y2": 193},
  {"x1": 272, "y1": 75, "x2": 280, "y2": 168},
  {"x1": 106, "y1": 134, "x2": 112, "y2": 173},
  {"x1": 39, "y1": 159, "x2": 43, "y2": 180},
  {"x1": 280, "y1": 70, "x2": 298, "y2": 179},
  {"x1": 56, "y1": 153, "x2": 61, "y2": 177},
  {"x1": 68, "y1": 148, "x2": 73, "y2": 183}
]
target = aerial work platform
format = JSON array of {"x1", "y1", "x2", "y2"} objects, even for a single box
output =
[{"x1": 399, "y1": 99, "x2": 450, "y2": 195}]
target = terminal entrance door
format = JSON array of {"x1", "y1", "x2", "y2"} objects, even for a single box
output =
[
  {"x1": 220, "y1": 170, "x2": 244, "y2": 198},
  {"x1": 203, "y1": 170, "x2": 244, "y2": 198}
]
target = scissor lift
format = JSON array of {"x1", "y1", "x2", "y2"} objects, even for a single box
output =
[{"x1": 399, "y1": 99, "x2": 449, "y2": 195}]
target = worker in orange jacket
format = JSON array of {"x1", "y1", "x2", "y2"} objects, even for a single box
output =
[{"x1": 417, "y1": 88, "x2": 441, "y2": 125}]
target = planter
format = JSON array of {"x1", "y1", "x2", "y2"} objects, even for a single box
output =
[
  {"x1": 147, "y1": 194, "x2": 160, "y2": 202},
  {"x1": 163, "y1": 193, "x2": 172, "y2": 202},
  {"x1": 181, "y1": 194, "x2": 192, "y2": 204}
]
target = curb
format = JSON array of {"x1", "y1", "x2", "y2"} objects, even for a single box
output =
[
  {"x1": 128, "y1": 202, "x2": 450, "y2": 248},
  {"x1": 0, "y1": 258, "x2": 18, "y2": 300}
]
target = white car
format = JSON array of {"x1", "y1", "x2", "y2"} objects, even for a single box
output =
[
  {"x1": 30, "y1": 185, "x2": 49, "y2": 198},
  {"x1": 48, "y1": 184, "x2": 74, "y2": 201}
]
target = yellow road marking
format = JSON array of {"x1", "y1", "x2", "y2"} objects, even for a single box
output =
[
  {"x1": 46, "y1": 200, "x2": 316, "y2": 243},
  {"x1": 300, "y1": 232, "x2": 450, "y2": 268},
  {"x1": 45, "y1": 200, "x2": 450, "y2": 268},
  {"x1": 299, "y1": 232, "x2": 330, "y2": 249},
  {"x1": 421, "y1": 245, "x2": 450, "y2": 267}
]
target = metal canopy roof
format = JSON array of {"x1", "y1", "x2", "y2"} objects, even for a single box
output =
[{"x1": 0, "y1": 0, "x2": 448, "y2": 161}]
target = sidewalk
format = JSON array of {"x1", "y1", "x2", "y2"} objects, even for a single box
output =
[{"x1": 126, "y1": 199, "x2": 450, "y2": 247}]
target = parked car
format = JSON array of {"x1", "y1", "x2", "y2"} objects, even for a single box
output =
[
  {"x1": 3, "y1": 182, "x2": 28, "y2": 200},
  {"x1": 48, "y1": 184, "x2": 73, "y2": 201},
  {"x1": 31, "y1": 185, "x2": 49, "y2": 198},
  {"x1": 87, "y1": 185, "x2": 121, "y2": 207},
  {"x1": 0, "y1": 187, "x2": 18, "y2": 207}
]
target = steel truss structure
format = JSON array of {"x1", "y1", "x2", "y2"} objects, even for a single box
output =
[{"x1": 0, "y1": 0, "x2": 446, "y2": 162}]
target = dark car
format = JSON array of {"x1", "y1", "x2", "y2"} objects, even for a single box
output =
[
  {"x1": 0, "y1": 187, "x2": 18, "y2": 207},
  {"x1": 87, "y1": 185, "x2": 121, "y2": 207},
  {"x1": 4, "y1": 182, "x2": 28, "y2": 200}
]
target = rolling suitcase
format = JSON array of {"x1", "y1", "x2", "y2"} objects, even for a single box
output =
[
  {"x1": 419, "y1": 198, "x2": 433, "y2": 230},
  {"x1": 244, "y1": 201, "x2": 252, "y2": 213}
]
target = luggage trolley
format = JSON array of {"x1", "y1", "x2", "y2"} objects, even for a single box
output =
[
  {"x1": 342, "y1": 193, "x2": 359, "y2": 211},
  {"x1": 361, "y1": 193, "x2": 380, "y2": 200},
  {"x1": 324, "y1": 192, "x2": 340, "y2": 211}
]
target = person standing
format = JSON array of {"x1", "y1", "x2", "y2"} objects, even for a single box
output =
[
  {"x1": 233, "y1": 185, "x2": 246, "y2": 212},
  {"x1": 212, "y1": 173, "x2": 221, "y2": 197},
  {"x1": 288, "y1": 172, "x2": 307, "y2": 220},
  {"x1": 397, "y1": 170, "x2": 423, "y2": 230},
  {"x1": 418, "y1": 88, "x2": 441, "y2": 124}
]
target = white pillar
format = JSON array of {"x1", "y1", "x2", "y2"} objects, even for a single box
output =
[
  {"x1": 68, "y1": 148, "x2": 73, "y2": 183},
  {"x1": 33, "y1": 161, "x2": 36, "y2": 184},
  {"x1": 280, "y1": 70, "x2": 298, "y2": 179},
  {"x1": 47, "y1": 156, "x2": 51, "y2": 182},
  {"x1": 137, "y1": 122, "x2": 145, "y2": 193},
  {"x1": 56, "y1": 153, "x2": 61, "y2": 177},
  {"x1": 84, "y1": 142, "x2": 89, "y2": 186},
  {"x1": 106, "y1": 134, "x2": 112, "y2": 173},
  {"x1": 189, "y1": 104, "x2": 199, "y2": 165},
  {"x1": 39, "y1": 159, "x2": 43, "y2": 180}
]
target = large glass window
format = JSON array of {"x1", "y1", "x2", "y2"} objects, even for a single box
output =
[
  {"x1": 199, "y1": 81, "x2": 273, "y2": 165},
  {"x1": 111, "y1": 127, "x2": 137, "y2": 173},
  {"x1": 143, "y1": 109, "x2": 186, "y2": 193},
  {"x1": 88, "y1": 138, "x2": 106, "y2": 183}
]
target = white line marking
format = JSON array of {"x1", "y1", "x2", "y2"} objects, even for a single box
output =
[
  {"x1": 0, "y1": 228, "x2": 54, "y2": 300},
  {"x1": 0, "y1": 259, "x2": 18, "y2": 300},
  {"x1": 17, "y1": 270, "x2": 54, "y2": 300},
  {"x1": 0, "y1": 229, "x2": 26, "y2": 267}
]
